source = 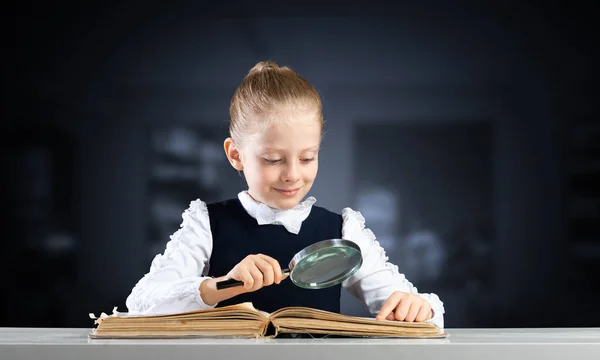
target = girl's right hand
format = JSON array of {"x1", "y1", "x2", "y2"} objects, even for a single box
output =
[{"x1": 226, "y1": 254, "x2": 285, "y2": 292}]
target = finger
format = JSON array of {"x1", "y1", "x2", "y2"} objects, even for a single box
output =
[
  {"x1": 415, "y1": 303, "x2": 432, "y2": 322},
  {"x1": 376, "y1": 292, "x2": 402, "y2": 320},
  {"x1": 258, "y1": 254, "x2": 283, "y2": 284},
  {"x1": 237, "y1": 267, "x2": 254, "y2": 290},
  {"x1": 394, "y1": 297, "x2": 412, "y2": 321},
  {"x1": 405, "y1": 301, "x2": 422, "y2": 322},
  {"x1": 253, "y1": 256, "x2": 275, "y2": 286},
  {"x1": 247, "y1": 264, "x2": 264, "y2": 290},
  {"x1": 385, "y1": 314, "x2": 395, "y2": 321}
]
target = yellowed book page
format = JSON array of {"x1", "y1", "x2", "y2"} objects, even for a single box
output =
[
  {"x1": 272, "y1": 318, "x2": 442, "y2": 335},
  {"x1": 91, "y1": 302, "x2": 270, "y2": 338},
  {"x1": 95, "y1": 302, "x2": 264, "y2": 325},
  {"x1": 274, "y1": 326, "x2": 447, "y2": 338},
  {"x1": 90, "y1": 328, "x2": 264, "y2": 339},
  {"x1": 270, "y1": 307, "x2": 439, "y2": 330},
  {"x1": 98, "y1": 319, "x2": 265, "y2": 330}
]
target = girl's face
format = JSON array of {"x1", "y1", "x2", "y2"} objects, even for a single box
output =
[{"x1": 225, "y1": 106, "x2": 321, "y2": 210}]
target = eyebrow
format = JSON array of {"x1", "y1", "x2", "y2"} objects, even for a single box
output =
[{"x1": 263, "y1": 145, "x2": 320, "y2": 152}]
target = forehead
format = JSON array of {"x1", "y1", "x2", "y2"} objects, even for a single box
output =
[{"x1": 248, "y1": 108, "x2": 321, "y2": 150}]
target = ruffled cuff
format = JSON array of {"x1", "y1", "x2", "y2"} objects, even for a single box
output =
[
  {"x1": 127, "y1": 277, "x2": 216, "y2": 316},
  {"x1": 417, "y1": 293, "x2": 445, "y2": 329}
]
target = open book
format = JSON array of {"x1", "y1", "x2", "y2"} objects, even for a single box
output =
[{"x1": 90, "y1": 302, "x2": 446, "y2": 339}]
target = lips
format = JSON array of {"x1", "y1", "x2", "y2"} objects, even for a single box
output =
[{"x1": 275, "y1": 188, "x2": 300, "y2": 196}]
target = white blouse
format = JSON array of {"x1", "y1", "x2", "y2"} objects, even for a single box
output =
[{"x1": 126, "y1": 191, "x2": 445, "y2": 329}]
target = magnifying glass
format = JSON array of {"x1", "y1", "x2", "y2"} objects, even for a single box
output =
[{"x1": 215, "y1": 239, "x2": 363, "y2": 290}]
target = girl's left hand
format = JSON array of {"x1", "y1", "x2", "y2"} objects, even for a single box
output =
[{"x1": 375, "y1": 291, "x2": 433, "y2": 322}]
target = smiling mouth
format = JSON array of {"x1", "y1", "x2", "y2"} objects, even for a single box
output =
[{"x1": 275, "y1": 188, "x2": 301, "y2": 196}]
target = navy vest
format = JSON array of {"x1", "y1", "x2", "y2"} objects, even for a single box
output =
[{"x1": 207, "y1": 198, "x2": 343, "y2": 314}]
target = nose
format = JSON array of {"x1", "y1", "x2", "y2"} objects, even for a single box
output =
[{"x1": 281, "y1": 162, "x2": 300, "y2": 183}]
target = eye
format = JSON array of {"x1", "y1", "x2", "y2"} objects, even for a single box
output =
[
  {"x1": 301, "y1": 158, "x2": 315, "y2": 164},
  {"x1": 263, "y1": 158, "x2": 282, "y2": 164}
]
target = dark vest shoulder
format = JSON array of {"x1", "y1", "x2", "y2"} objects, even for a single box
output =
[{"x1": 206, "y1": 198, "x2": 343, "y2": 314}]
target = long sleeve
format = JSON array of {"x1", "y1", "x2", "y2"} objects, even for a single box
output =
[
  {"x1": 340, "y1": 208, "x2": 445, "y2": 329},
  {"x1": 125, "y1": 199, "x2": 216, "y2": 316}
]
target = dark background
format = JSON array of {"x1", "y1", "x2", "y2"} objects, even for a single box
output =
[{"x1": 1, "y1": 1, "x2": 598, "y2": 328}]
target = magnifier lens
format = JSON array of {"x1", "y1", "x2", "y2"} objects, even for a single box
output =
[{"x1": 290, "y1": 245, "x2": 362, "y2": 289}]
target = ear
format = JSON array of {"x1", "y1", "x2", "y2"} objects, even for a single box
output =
[{"x1": 224, "y1": 137, "x2": 244, "y2": 171}]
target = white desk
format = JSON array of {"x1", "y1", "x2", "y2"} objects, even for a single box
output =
[{"x1": 1, "y1": 327, "x2": 599, "y2": 359}]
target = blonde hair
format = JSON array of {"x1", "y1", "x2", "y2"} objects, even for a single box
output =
[{"x1": 229, "y1": 61, "x2": 323, "y2": 145}]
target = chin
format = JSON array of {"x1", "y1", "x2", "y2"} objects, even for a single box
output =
[{"x1": 268, "y1": 198, "x2": 302, "y2": 210}]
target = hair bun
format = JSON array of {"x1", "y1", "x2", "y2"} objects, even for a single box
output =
[{"x1": 248, "y1": 61, "x2": 279, "y2": 75}]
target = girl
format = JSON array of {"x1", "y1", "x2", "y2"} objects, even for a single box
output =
[{"x1": 126, "y1": 61, "x2": 445, "y2": 329}]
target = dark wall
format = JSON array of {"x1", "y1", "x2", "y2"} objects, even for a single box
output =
[{"x1": 2, "y1": 2, "x2": 598, "y2": 328}]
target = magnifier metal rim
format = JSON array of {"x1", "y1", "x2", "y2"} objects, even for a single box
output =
[{"x1": 288, "y1": 238, "x2": 362, "y2": 289}]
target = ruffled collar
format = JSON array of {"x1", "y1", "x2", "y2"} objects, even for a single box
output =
[{"x1": 237, "y1": 191, "x2": 316, "y2": 234}]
